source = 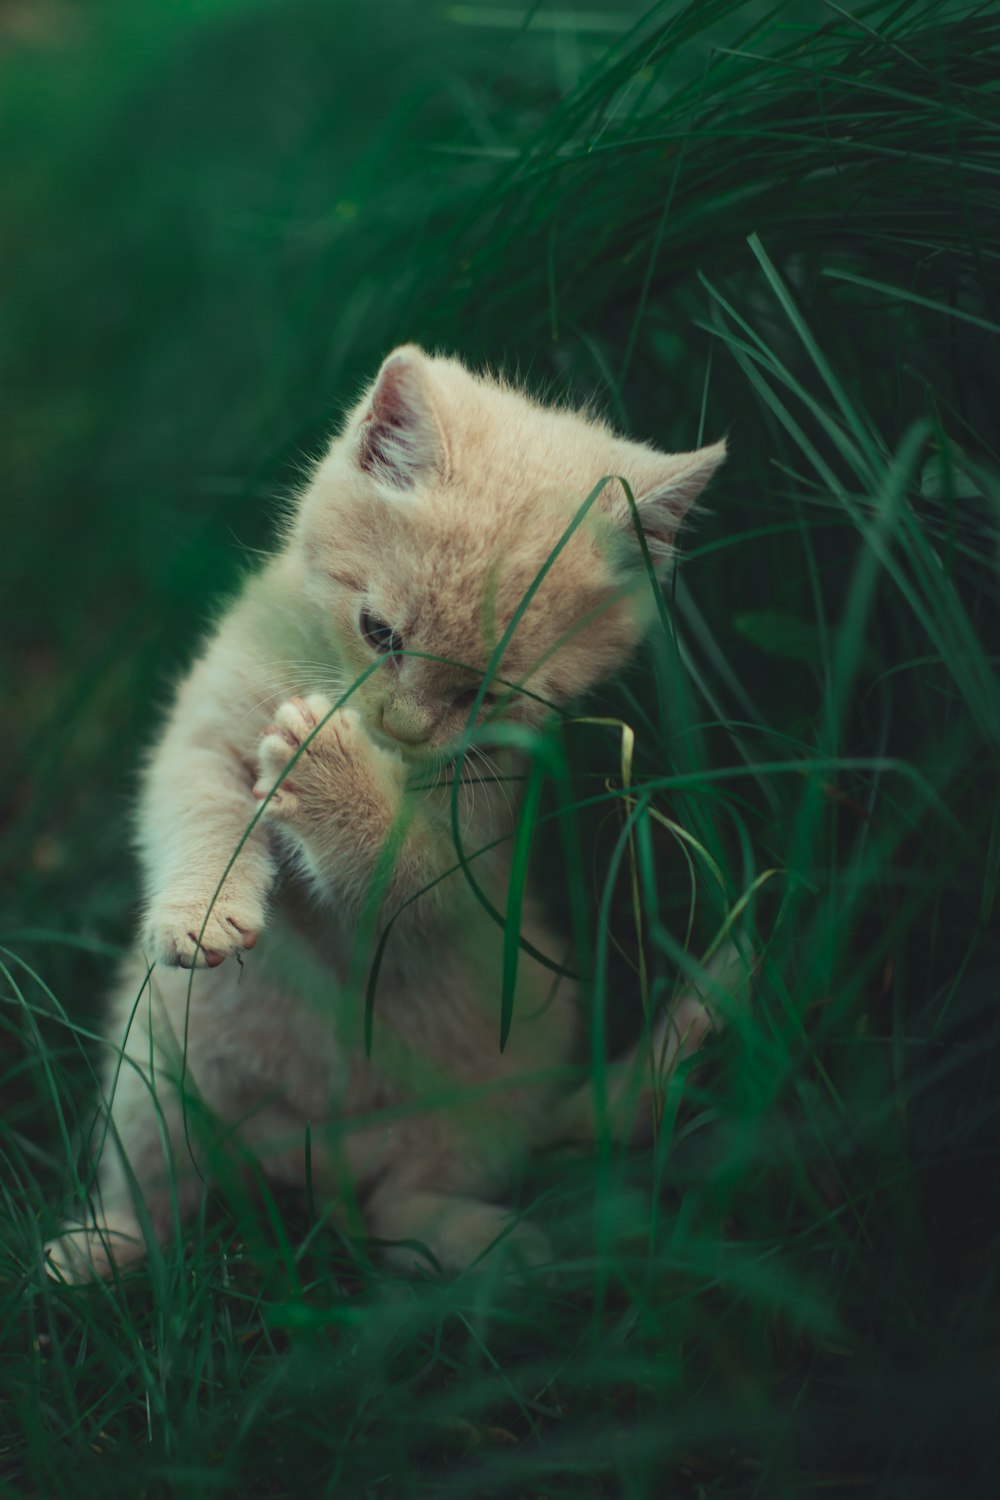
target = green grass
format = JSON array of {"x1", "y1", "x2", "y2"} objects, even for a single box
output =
[{"x1": 2, "y1": 0, "x2": 999, "y2": 1494}]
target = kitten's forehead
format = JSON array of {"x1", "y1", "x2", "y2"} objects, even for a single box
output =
[
  {"x1": 434, "y1": 363, "x2": 619, "y2": 498},
  {"x1": 385, "y1": 499, "x2": 597, "y2": 667}
]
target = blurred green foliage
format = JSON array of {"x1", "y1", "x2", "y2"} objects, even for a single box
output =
[{"x1": 2, "y1": 1, "x2": 999, "y2": 1496}]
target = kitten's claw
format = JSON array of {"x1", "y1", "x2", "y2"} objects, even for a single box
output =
[
  {"x1": 225, "y1": 915, "x2": 258, "y2": 947},
  {"x1": 144, "y1": 898, "x2": 264, "y2": 968}
]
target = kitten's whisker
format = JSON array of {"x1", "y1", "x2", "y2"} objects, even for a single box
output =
[
  {"x1": 465, "y1": 746, "x2": 495, "y2": 841},
  {"x1": 256, "y1": 661, "x2": 352, "y2": 698},
  {"x1": 429, "y1": 752, "x2": 476, "y2": 840},
  {"x1": 462, "y1": 771, "x2": 476, "y2": 840},
  {"x1": 479, "y1": 749, "x2": 506, "y2": 838},
  {"x1": 238, "y1": 681, "x2": 315, "y2": 722},
  {"x1": 461, "y1": 749, "x2": 480, "y2": 840},
  {"x1": 473, "y1": 745, "x2": 514, "y2": 831},
  {"x1": 237, "y1": 687, "x2": 302, "y2": 726},
  {"x1": 236, "y1": 670, "x2": 350, "y2": 727},
  {"x1": 258, "y1": 658, "x2": 341, "y2": 674}
]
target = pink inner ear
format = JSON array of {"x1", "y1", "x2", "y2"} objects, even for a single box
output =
[
  {"x1": 358, "y1": 355, "x2": 434, "y2": 489},
  {"x1": 625, "y1": 439, "x2": 728, "y2": 556},
  {"x1": 372, "y1": 356, "x2": 411, "y2": 425},
  {"x1": 359, "y1": 417, "x2": 415, "y2": 488},
  {"x1": 638, "y1": 514, "x2": 679, "y2": 554}
]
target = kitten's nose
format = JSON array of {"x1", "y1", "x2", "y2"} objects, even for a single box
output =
[{"x1": 380, "y1": 701, "x2": 434, "y2": 747}]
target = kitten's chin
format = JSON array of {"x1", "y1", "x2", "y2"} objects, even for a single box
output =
[
  {"x1": 368, "y1": 717, "x2": 501, "y2": 770},
  {"x1": 367, "y1": 724, "x2": 438, "y2": 764}
]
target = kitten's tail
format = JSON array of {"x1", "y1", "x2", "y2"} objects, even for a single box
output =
[{"x1": 545, "y1": 938, "x2": 757, "y2": 1147}]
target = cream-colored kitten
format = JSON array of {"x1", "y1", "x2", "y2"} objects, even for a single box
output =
[{"x1": 48, "y1": 345, "x2": 730, "y2": 1281}]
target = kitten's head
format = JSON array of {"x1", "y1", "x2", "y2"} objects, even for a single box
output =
[{"x1": 293, "y1": 345, "x2": 725, "y2": 758}]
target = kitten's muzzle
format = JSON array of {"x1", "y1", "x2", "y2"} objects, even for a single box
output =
[{"x1": 379, "y1": 701, "x2": 437, "y2": 748}]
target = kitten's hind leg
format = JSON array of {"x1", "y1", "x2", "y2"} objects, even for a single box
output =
[
  {"x1": 546, "y1": 938, "x2": 757, "y2": 1147},
  {"x1": 45, "y1": 1047, "x2": 201, "y2": 1283},
  {"x1": 365, "y1": 1184, "x2": 550, "y2": 1278},
  {"x1": 45, "y1": 1205, "x2": 147, "y2": 1283}
]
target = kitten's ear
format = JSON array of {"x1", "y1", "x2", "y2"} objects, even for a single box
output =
[
  {"x1": 357, "y1": 345, "x2": 445, "y2": 491},
  {"x1": 605, "y1": 438, "x2": 727, "y2": 569}
]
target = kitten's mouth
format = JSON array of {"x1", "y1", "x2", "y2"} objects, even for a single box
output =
[
  {"x1": 369, "y1": 734, "x2": 415, "y2": 761},
  {"x1": 379, "y1": 738, "x2": 503, "y2": 784},
  {"x1": 368, "y1": 723, "x2": 440, "y2": 764},
  {"x1": 369, "y1": 715, "x2": 499, "y2": 761}
]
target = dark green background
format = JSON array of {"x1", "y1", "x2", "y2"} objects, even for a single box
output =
[{"x1": 2, "y1": 2, "x2": 998, "y2": 1496}]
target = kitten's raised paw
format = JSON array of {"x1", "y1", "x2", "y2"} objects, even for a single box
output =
[
  {"x1": 254, "y1": 694, "x2": 403, "y2": 819},
  {"x1": 144, "y1": 894, "x2": 263, "y2": 968},
  {"x1": 253, "y1": 693, "x2": 333, "y2": 813}
]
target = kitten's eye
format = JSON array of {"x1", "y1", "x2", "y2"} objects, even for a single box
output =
[
  {"x1": 360, "y1": 608, "x2": 403, "y2": 656},
  {"x1": 453, "y1": 688, "x2": 497, "y2": 713}
]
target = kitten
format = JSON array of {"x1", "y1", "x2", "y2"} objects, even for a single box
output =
[{"x1": 47, "y1": 345, "x2": 730, "y2": 1281}]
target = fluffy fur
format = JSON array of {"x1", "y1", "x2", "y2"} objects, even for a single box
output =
[{"x1": 47, "y1": 345, "x2": 729, "y2": 1281}]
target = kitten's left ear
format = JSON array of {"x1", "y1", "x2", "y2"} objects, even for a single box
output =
[
  {"x1": 357, "y1": 345, "x2": 446, "y2": 491},
  {"x1": 605, "y1": 438, "x2": 727, "y2": 568}
]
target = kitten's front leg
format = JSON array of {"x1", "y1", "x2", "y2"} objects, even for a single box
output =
[
  {"x1": 141, "y1": 735, "x2": 275, "y2": 969},
  {"x1": 254, "y1": 695, "x2": 444, "y2": 915}
]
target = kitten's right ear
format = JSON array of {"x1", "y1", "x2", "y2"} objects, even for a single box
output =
[
  {"x1": 357, "y1": 345, "x2": 444, "y2": 491},
  {"x1": 604, "y1": 437, "x2": 727, "y2": 571}
]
